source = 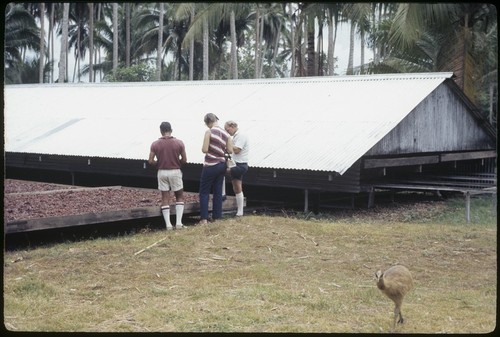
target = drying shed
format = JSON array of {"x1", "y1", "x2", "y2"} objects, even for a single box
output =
[{"x1": 4, "y1": 73, "x2": 496, "y2": 208}]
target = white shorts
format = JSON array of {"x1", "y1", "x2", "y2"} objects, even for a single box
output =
[{"x1": 157, "y1": 169, "x2": 183, "y2": 192}]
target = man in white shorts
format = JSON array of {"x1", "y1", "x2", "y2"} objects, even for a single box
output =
[{"x1": 149, "y1": 122, "x2": 187, "y2": 230}]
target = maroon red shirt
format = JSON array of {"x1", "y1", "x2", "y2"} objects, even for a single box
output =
[{"x1": 150, "y1": 136, "x2": 185, "y2": 169}]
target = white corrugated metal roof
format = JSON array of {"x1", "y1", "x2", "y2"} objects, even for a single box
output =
[{"x1": 4, "y1": 72, "x2": 454, "y2": 175}]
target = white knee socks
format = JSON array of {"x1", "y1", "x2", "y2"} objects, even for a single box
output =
[
  {"x1": 161, "y1": 206, "x2": 173, "y2": 230},
  {"x1": 235, "y1": 192, "x2": 244, "y2": 216},
  {"x1": 175, "y1": 202, "x2": 184, "y2": 227}
]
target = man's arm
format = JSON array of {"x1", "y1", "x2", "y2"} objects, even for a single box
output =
[
  {"x1": 148, "y1": 151, "x2": 157, "y2": 166},
  {"x1": 202, "y1": 129, "x2": 211, "y2": 153},
  {"x1": 180, "y1": 148, "x2": 187, "y2": 164}
]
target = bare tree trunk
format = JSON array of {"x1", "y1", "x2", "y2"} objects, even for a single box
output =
[
  {"x1": 88, "y1": 3, "x2": 94, "y2": 82},
  {"x1": 49, "y1": 3, "x2": 54, "y2": 82},
  {"x1": 489, "y1": 83, "x2": 495, "y2": 124},
  {"x1": 112, "y1": 3, "x2": 119, "y2": 72},
  {"x1": 230, "y1": 10, "x2": 238, "y2": 79},
  {"x1": 372, "y1": 4, "x2": 379, "y2": 65},
  {"x1": 203, "y1": 16, "x2": 209, "y2": 80},
  {"x1": 97, "y1": 4, "x2": 103, "y2": 81},
  {"x1": 271, "y1": 20, "x2": 282, "y2": 77},
  {"x1": 327, "y1": 11, "x2": 334, "y2": 75},
  {"x1": 306, "y1": 18, "x2": 315, "y2": 76},
  {"x1": 258, "y1": 14, "x2": 265, "y2": 77},
  {"x1": 254, "y1": 5, "x2": 260, "y2": 79},
  {"x1": 289, "y1": 3, "x2": 295, "y2": 77},
  {"x1": 360, "y1": 29, "x2": 365, "y2": 74},
  {"x1": 58, "y1": 3, "x2": 69, "y2": 83},
  {"x1": 316, "y1": 24, "x2": 323, "y2": 76},
  {"x1": 300, "y1": 17, "x2": 307, "y2": 77},
  {"x1": 74, "y1": 23, "x2": 82, "y2": 82},
  {"x1": 189, "y1": 7, "x2": 195, "y2": 81},
  {"x1": 346, "y1": 21, "x2": 355, "y2": 75},
  {"x1": 39, "y1": 2, "x2": 45, "y2": 83},
  {"x1": 126, "y1": 3, "x2": 131, "y2": 67},
  {"x1": 157, "y1": 3, "x2": 163, "y2": 81}
]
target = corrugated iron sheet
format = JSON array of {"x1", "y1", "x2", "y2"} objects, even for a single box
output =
[{"x1": 4, "y1": 73, "x2": 453, "y2": 175}]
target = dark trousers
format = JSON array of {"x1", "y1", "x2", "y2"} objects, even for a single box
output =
[{"x1": 199, "y1": 161, "x2": 226, "y2": 220}]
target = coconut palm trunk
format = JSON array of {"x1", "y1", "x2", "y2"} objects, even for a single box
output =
[
  {"x1": 112, "y1": 3, "x2": 118, "y2": 73},
  {"x1": 230, "y1": 10, "x2": 238, "y2": 79},
  {"x1": 38, "y1": 2, "x2": 45, "y2": 83},
  {"x1": 157, "y1": 2, "x2": 164, "y2": 81},
  {"x1": 203, "y1": 16, "x2": 209, "y2": 80},
  {"x1": 58, "y1": 3, "x2": 69, "y2": 83},
  {"x1": 88, "y1": 3, "x2": 94, "y2": 82}
]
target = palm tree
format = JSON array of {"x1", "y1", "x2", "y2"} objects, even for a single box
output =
[
  {"x1": 181, "y1": 3, "x2": 211, "y2": 80},
  {"x1": 88, "y1": 3, "x2": 94, "y2": 82},
  {"x1": 46, "y1": 3, "x2": 62, "y2": 83},
  {"x1": 157, "y1": 2, "x2": 164, "y2": 81},
  {"x1": 112, "y1": 3, "x2": 118, "y2": 72},
  {"x1": 4, "y1": 3, "x2": 40, "y2": 83},
  {"x1": 298, "y1": 2, "x2": 331, "y2": 77},
  {"x1": 58, "y1": 3, "x2": 69, "y2": 82},
  {"x1": 388, "y1": 3, "x2": 497, "y2": 104},
  {"x1": 229, "y1": 9, "x2": 238, "y2": 79},
  {"x1": 343, "y1": 2, "x2": 371, "y2": 75},
  {"x1": 326, "y1": 4, "x2": 342, "y2": 75},
  {"x1": 288, "y1": 3, "x2": 296, "y2": 77},
  {"x1": 137, "y1": 3, "x2": 190, "y2": 80},
  {"x1": 254, "y1": 4, "x2": 262, "y2": 78},
  {"x1": 67, "y1": 3, "x2": 90, "y2": 82},
  {"x1": 260, "y1": 3, "x2": 287, "y2": 78},
  {"x1": 88, "y1": 4, "x2": 145, "y2": 77},
  {"x1": 125, "y1": 3, "x2": 131, "y2": 67},
  {"x1": 38, "y1": 2, "x2": 45, "y2": 83},
  {"x1": 203, "y1": 14, "x2": 209, "y2": 80},
  {"x1": 16, "y1": 56, "x2": 53, "y2": 84},
  {"x1": 182, "y1": 3, "x2": 251, "y2": 80},
  {"x1": 175, "y1": 3, "x2": 197, "y2": 80}
]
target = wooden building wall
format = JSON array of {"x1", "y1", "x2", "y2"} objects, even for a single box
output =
[{"x1": 366, "y1": 83, "x2": 496, "y2": 156}]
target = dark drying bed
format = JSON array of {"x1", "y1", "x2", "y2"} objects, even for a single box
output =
[{"x1": 4, "y1": 179, "x2": 238, "y2": 234}]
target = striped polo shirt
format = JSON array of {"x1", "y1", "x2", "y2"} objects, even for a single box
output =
[{"x1": 204, "y1": 126, "x2": 230, "y2": 166}]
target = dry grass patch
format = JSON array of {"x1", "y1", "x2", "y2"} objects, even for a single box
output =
[{"x1": 3, "y1": 195, "x2": 496, "y2": 333}]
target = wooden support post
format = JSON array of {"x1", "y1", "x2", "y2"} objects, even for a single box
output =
[
  {"x1": 368, "y1": 188, "x2": 375, "y2": 208},
  {"x1": 304, "y1": 189, "x2": 309, "y2": 213},
  {"x1": 465, "y1": 191, "x2": 471, "y2": 223}
]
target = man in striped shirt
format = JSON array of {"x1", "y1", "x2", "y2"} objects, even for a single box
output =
[{"x1": 199, "y1": 113, "x2": 233, "y2": 224}]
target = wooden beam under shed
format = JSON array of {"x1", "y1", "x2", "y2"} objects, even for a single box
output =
[
  {"x1": 363, "y1": 155, "x2": 439, "y2": 169},
  {"x1": 440, "y1": 150, "x2": 497, "y2": 162}
]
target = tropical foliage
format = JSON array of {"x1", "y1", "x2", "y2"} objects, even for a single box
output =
[{"x1": 3, "y1": 2, "x2": 497, "y2": 124}]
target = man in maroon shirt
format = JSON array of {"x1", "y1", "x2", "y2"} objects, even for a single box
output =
[{"x1": 149, "y1": 122, "x2": 187, "y2": 230}]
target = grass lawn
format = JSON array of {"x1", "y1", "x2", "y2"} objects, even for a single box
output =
[{"x1": 3, "y1": 194, "x2": 497, "y2": 333}]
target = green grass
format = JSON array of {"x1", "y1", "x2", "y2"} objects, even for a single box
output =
[{"x1": 3, "y1": 195, "x2": 497, "y2": 333}]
